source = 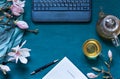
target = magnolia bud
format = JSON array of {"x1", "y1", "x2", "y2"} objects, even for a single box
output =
[
  {"x1": 15, "y1": 21, "x2": 29, "y2": 29},
  {"x1": 87, "y1": 73, "x2": 98, "y2": 78},
  {"x1": 108, "y1": 50, "x2": 112, "y2": 62}
]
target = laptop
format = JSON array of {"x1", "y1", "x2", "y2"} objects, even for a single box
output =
[{"x1": 32, "y1": 0, "x2": 92, "y2": 22}]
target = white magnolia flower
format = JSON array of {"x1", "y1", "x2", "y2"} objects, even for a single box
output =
[
  {"x1": 108, "y1": 50, "x2": 112, "y2": 62},
  {"x1": 12, "y1": 0, "x2": 25, "y2": 7},
  {"x1": 8, "y1": 40, "x2": 31, "y2": 64},
  {"x1": 0, "y1": 64, "x2": 10, "y2": 75},
  {"x1": 87, "y1": 72, "x2": 98, "y2": 78}
]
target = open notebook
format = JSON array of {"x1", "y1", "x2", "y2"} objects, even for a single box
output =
[{"x1": 42, "y1": 57, "x2": 88, "y2": 79}]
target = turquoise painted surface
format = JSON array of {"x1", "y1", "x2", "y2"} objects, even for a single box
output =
[{"x1": 0, "y1": 0, "x2": 120, "y2": 79}]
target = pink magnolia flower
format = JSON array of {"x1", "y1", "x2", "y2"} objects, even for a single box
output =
[
  {"x1": 0, "y1": 64, "x2": 10, "y2": 75},
  {"x1": 108, "y1": 50, "x2": 112, "y2": 61},
  {"x1": 8, "y1": 41, "x2": 31, "y2": 64},
  {"x1": 87, "y1": 73, "x2": 98, "y2": 78},
  {"x1": 15, "y1": 21, "x2": 29, "y2": 29},
  {"x1": 10, "y1": 4, "x2": 24, "y2": 16}
]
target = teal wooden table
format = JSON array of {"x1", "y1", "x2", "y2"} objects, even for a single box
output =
[{"x1": 0, "y1": 0, "x2": 120, "y2": 79}]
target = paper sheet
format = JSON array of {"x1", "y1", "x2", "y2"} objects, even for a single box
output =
[{"x1": 42, "y1": 57, "x2": 88, "y2": 79}]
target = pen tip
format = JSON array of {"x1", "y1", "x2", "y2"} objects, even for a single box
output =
[
  {"x1": 30, "y1": 71, "x2": 35, "y2": 75},
  {"x1": 54, "y1": 59, "x2": 59, "y2": 62}
]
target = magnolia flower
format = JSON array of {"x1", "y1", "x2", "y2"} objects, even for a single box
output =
[
  {"x1": 15, "y1": 21, "x2": 29, "y2": 29},
  {"x1": 10, "y1": 4, "x2": 24, "y2": 16},
  {"x1": 87, "y1": 73, "x2": 98, "y2": 78},
  {"x1": 12, "y1": 0, "x2": 25, "y2": 7},
  {"x1": 108, "y1": 50, "x2": 112, "y2": 62},
  {"x1": 0, "y1": 64, "x2": 10, "y2": 75},
  {"x1": 8, "y1": 41, "x2": 31, "y2": 64}
]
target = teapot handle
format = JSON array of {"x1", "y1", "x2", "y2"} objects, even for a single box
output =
[{"x1": 112, "y1": 33, "x2": 120, "y2": 47}]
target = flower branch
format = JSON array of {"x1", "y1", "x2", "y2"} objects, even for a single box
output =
[
  {"x1": 0, "y1": 0, "x2": 39, "y2": 35},
  {"x1": 87, "y1": 50, "x2": 114, "y2": 79},
  {"x1": 0, "y1": 0, "x2": 33, "y2": 75}
]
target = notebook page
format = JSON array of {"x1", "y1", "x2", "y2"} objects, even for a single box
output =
[{"x1": 42, "y1": 57, "x2": 88, "y2": 79}]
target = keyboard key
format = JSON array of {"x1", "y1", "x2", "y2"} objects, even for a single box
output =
[
  {"x1": 80, "y1": 7, "x2": 84, "y2": 10},
  {"x1": 34, "y1": 3, "x2": 38, "y2": 7},
  {"x1": 72, "y1": 7, "x2": 76, "y2": 10},
  {"x1": 64, "y1": 3, "x2": 68, "y2": 6},
  {"x1": 41, "y1": 3, "x2": 45, "y2": 7},
  {"x1": 33, "y1": 0, "x2": 40, "y2": 2},
  {"x1": 77, "y1": 3, "x2": 81, "y2": 6},
  {"x1": 77, "y1": 7, "x2": 81, "y2": 10},
  {"x1": 73, "y1": 4, "x2": 77, "y2": 7},
  {"x1": 33, "y1": 7, "x2": 37, "y2": 10},
  {"x1": 81, "y1": 3, "x2": 88, "y2": 6},
  {"x1": 61, "y1": 3, "x2": 65, "y2": 7},
  {"x1": 68, "y1": 7, "x2": 72, "y2": 10},
  {"x1": 33, "y1": 0, "x2": 91, "y2": 11}
]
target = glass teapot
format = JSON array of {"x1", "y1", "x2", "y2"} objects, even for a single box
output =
[{"x1": 96, "y1": 9, "x2": 120, "y2": 47}]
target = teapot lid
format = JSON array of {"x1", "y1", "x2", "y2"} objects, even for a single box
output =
[{"x1": 103, "y1": 15, "x2": 119, "y2": 32}]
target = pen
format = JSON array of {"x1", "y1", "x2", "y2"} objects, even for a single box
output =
[{"x1": 30, "y1": 59, "x2": 59, "y2": 75}]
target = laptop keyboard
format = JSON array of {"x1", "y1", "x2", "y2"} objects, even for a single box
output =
[{"x1": 33, "y1": 0, "x2": 91, "y2": 11}]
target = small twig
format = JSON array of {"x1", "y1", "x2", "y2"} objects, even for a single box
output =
[
  {"x1": 26, "y1": 29, "x2": 39, "y2": 35},
  {"x1": 3, "y1": 11, "x2": 13, "y2": 18},
  {"x1": 0, "y1": 23, "x2": 11, "y2": 26},
  {"x1": 0, "y1": 16, "x2": 4, "y2": 21}
]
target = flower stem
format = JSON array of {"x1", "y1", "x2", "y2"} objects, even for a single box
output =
[{"x1": 26, "y1": 29, "x2": 39, "y2": 35}]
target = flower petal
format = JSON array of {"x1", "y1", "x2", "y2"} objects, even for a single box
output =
[
  {"x1": 20, "y1": 40, "x2": 26, "y2": 48},
  {"x1": 87, "y1": 73, "x2": 98, "y2": 78},
  {"x1": 15, "y1": 56, "x2": 19, "y2": 63},
  {"x1": 12, "y1": 11, "x2": 21, "y2": 16},
  {"x1": 8, "y1": 57, "x2": 16, "y2": 62},
  {"x1": 10, "y1": 4, "x2": 24, "y2": 16},
  {"x1": 0, "y1": 65, "x2": 10, "y2": 71},
  {"x1": 108, "y1": 50, "x2": 112, "y2": 58},
  {"x1": 16, "y1": 21, "x2": 29, "y2": 29},
  {"x1": 13, "y1": 0, "x2": 25, "y2": 7},
  {"x1": 8, "y1": 52, "x2": 15, "y2": 56},
  {"x1": 19, "y1": 56, "x2": 28, "y2": 64},
  {"x1": 19, "y1": 1, "x2": 25, "y2": 7},
  {"x1": 108, "y1": 50, "x2": 112, "y2": 62},
  {"x1": 12, "y1": 45, "x2": 20, "y2": 52},
  {"x1": 19, "y1": 48, "x2": 31, "y2": 57}
]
